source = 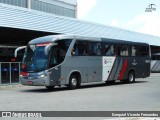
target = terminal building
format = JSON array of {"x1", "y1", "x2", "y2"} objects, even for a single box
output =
[
  {"x1": 0, "y1": 0, "x2": 160, "y2": 84},
  {"x1": 0, "y1": 0, "x2": 77, "y2": 61},
  {"x1": 0, "y1": 0, "x2": 77, "y2": 84}
]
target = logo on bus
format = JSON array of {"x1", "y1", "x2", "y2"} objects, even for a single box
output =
[
  {"x1": 103, "y1": 58, "x2": 114, "y2": 65},
  {"x1": 104, "y1": 59, "x2": 107, "y2": 64}
]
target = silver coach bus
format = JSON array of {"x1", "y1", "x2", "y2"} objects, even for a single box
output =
[{"x1": 15, "y1": 35, "x2": 151, "y2": 90}]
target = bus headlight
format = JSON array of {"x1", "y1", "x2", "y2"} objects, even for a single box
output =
[{"x1": 38, "y1": 74, "x2": 46, "y2": 78}]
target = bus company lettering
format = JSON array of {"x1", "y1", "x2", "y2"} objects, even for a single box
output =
[{"x1": 103, "y1": 57, "x2": 115, "y2": 65}]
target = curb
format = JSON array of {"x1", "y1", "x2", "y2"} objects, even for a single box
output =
[{"x1": 0, "y1": 84, "x2": 23, "y2": 90}]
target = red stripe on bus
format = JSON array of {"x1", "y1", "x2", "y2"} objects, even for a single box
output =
[{"x1": 118, "y1": 58, "x2": 128, "y2": 80}]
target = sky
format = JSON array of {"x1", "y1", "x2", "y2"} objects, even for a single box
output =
[{"x1": 77, "y1": 0, "x2": 160, "y2": 37}]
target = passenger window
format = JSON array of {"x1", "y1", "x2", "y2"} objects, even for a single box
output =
[
  {"x1": 117, "y1": 45, "x2": 122, "y2": 56},
  {"x1": 50, "y1": 46, "x2": 65, "y2": 67},
  {"x1": 103, "y1": 43, "x2": 115, "y2": 56},
  {"x1": 50, "y1": 40, "x2": 71, "y2": 67},
  {"x1": 131, "y1": 46, "x2": 139, "y2": 56},
  {"x1": 139, "y1": 46, "x2": 149, "y2": 56},
  {"x1": 72, "y1": 40, "x2": 88, "y2": 56},
  {"x1": 120, "y1": 45, "x2": 129, "y2": 56},
  {"x1": 88, "y1": 42, "x2": 102, "y2": 56},
  {"x1": 96, "y1": 43, "x2": 102, "y2": 55}
]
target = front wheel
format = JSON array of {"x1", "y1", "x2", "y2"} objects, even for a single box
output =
[
  {"x1": 68, "y1": 75, "x2": 78, "y2": 90},
  {"x1": 46, "y1": 86, "x2": 55, "y2": 90},
  {"x1": 127, "y1": 71, "x2": 135, "y2": 83}
]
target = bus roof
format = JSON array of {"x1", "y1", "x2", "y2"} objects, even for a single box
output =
[
  {"x1": 102, "y1": 38, "x2": 149, "y2": 46},
  {"x1": 29, "y1": 34, "x2": 101, "y2": 44},
  {"x1": 29, "y1": 34, "x2": 149, "y2": 45}
]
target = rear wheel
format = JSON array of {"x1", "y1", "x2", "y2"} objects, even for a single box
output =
[
  {"x1": 46, "y1": 86, "x2": 55, "y2": 90},
  {"x1": 127, "y1": 71, "x2": 135, "y2": 83}
]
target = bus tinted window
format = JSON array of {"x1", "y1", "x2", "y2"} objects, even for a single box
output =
[
  {"x1": 73, "y1": 41, "x2": 88, "y2": 56},
  {"x1": 120, "y1": 45, "x2": 129, "y2": 56},
  {"x1": 117, "y1": 45, "x2": 129, "y2": 56},
  {"x1": 131, "y1": 46, "x2": 139, "y2": 56},
  {"x1": 103, "y1": 43, "x2": 115, "y2": 56},
  {"x1": 139, "y1": 46, "x2": 149, "y2": 56},
  {"x1": 88, "y1": 42, "x2": 102, "y2": 56},
  {"x1": 125, "y1": 46, "x2": 129, "y2": 56},
  {"x1": 73, "y1": 41, "x2": 102, "y2": 56},
  {"x1": 49, "y1": 39, "x2": 72, "y2": 67}
]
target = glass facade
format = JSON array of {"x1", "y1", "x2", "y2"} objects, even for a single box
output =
[
  {"x1": 0, "y1": 0, "x2": 27, "y2": 8},
  {"x1": 0, "y1": 0, "x2": 76, "y2": 18},
  {"x1": 31, "y1": 0, "x2": 75, "y2": 18}
]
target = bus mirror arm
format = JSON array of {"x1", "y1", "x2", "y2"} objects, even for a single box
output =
[
  {"x1": 45, "y1": 43, "x2": 58, "y2": 56},
  {"x1": 14, "y1": 46, "x2": 26, "y2": 58}
]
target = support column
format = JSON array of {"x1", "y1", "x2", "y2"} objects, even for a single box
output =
[
  {"x1": 27, "y1": 0, "x2": 31, "y2": 9},
  {"x1": 9, "y1": 63, "x2": 11, "y2": 84},
  {"x1": 0, "y1": 63, "x2": 1, "y2": 84}
]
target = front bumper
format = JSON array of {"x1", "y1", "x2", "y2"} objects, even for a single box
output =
[{"x1": 20, "y1": 76, "x2": 50, "y2": 86}]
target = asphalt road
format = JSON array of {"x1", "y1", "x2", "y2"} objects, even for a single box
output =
[{"x1": 0, "y1": 73, "x2": 160, "y2": 120}]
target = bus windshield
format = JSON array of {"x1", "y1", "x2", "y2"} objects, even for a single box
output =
[
  {"x1": 22, "y1": 44, "x2": 48, "y2": 72},
  {"x1": 22, "y1": 39, "x2": 72, "y2": 72}
]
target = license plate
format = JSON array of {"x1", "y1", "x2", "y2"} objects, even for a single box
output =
[{"x1": 27, "y1": 81, "x2": 33, "y2": 85}]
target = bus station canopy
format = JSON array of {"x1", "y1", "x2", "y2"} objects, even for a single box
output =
[{"x1": 0, "y1": 3, "x2": 160, "y2": 46}]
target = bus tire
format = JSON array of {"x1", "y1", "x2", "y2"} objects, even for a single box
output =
[
  {"x1": 127, "y1": 71, "x2": 135, "y2": 83},
  {"x1": 46, "y1": 86, "x2": 55, "y2": 90},
  {"x1": 68, "y1": 74, "x2": 78, "y2": 90}
]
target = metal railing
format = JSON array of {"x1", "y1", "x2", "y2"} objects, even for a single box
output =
[{"x1": 0, "y1": 62, "x2": 21, "y2": 85}]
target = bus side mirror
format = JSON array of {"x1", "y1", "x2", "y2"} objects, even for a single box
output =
[{"x1": 14, "y1": 46, "x2": 26, "y2": 58}]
